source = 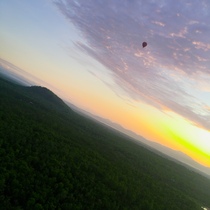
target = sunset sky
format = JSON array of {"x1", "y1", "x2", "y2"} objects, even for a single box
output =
[{"x1": 1, "y1": 0, "x2": 210, "y2": 168}]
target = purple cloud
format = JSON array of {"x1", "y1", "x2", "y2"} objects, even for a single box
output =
[{"x1": 54, "y1": 0, "x2": 210, "y2": 130}]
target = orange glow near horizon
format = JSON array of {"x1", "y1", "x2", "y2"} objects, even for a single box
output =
[
  {"x1": 75, "y1": 93, "x2": 210, "y2": 167},
  {"x1": 64, "y1": 87, "x2": 210, "y2": 167}
]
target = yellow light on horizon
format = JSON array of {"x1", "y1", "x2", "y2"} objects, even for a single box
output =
[{"x1": 161, "y1": 111, "x2": 210, "y2": 167}]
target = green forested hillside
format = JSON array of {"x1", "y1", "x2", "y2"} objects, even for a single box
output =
[{"x1": 0, "y1": 76, "x2": 210, "y2": 210}]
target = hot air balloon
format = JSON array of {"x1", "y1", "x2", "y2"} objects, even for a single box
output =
[{"x1": 142, "y1": 42, "x2": 147, "y2": 48}]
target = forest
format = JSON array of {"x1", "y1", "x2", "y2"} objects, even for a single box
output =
[{"x1": 0, "y1": 75, "x2": 210, "y2": 210}]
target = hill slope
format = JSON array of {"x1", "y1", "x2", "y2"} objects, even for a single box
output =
[{"x1": 0, "y1": 76, "x2": 210, "y2": 210}]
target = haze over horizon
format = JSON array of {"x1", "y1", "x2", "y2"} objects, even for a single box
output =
[{"x1": 0, "y1": 0, "x2": 210, "y2": 170}]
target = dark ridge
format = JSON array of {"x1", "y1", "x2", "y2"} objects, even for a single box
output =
[{"x1": 24, "y1": 85, "x2": 71, "y2": 113}]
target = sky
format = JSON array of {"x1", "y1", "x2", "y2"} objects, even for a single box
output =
[{"x1": 0, "y1": 0, "x2": 210, "y2": 169}]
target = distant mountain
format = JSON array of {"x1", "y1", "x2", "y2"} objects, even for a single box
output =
[
  {"x1": 0, "y1": 58, "x2": 53, "y2": 88},
  {"x1": 65, "y1": 100, "x2": 210, "y2": 179},
  {"x1": 0, "y1": 59, "x2": 34, "y2": 86}
]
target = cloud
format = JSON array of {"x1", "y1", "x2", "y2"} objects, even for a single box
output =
[{"x1": 54, "y1": 0, "x2": 210, "y2": 130}]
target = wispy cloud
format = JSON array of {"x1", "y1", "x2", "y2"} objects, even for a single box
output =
[{"x1": 54, "y1": 0, "x2": 210, "y2": 130}]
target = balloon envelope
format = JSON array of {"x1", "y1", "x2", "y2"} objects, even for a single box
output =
[{"x1": 142, "y1": 42, "x2": 147, "y2": 48}]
